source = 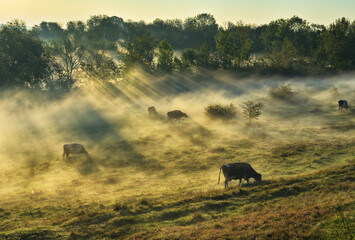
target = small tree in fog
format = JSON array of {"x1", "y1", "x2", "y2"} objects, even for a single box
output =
[
  {"x1": 241, "y1": 100, "x2": 264, "y2": 123},
  {"x1": 269, "y1": 83, "x2": 293, "y2": 99}
]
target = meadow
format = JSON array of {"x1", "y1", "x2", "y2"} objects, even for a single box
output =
[{"x1": 0, "y1": 71, "x2": 354, "y2": 239}]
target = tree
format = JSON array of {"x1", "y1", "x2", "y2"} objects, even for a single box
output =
[
  {"x1": 183, "y1": 13, "x2": 218, "y2": 48},
  {"x1": 318, "y1": 18, "x2": 355, "y2": 70},
  {"x1": 81, "y1": 51, "x2": 120, "y2": 83},
  {"x1": 216, "y1": 22, "x2": 252, "y2": 68},
  {"x1": 270, "y1": 37, "x2": 299, "y2": 70},
  {"x1": 50, "y1": 35, "x2": 86, "y2": 88},
  {"x1": 124, "y1": 33, "x2": 157, "y2": 69},
  {"x1": 32, "y1": 21, "x2": 65, "y2": 41},
  {"x1": 240, "y1": 100, "x2": 264, "y2": 123},
  {"x1": 87, "y1": 15, "x2": 124, "y2": 41},
  {"x1": 195, "y1": 43, "x2": 217, "y2": 69},
  {"x1": 181, "y1": 48, "x2": 197, "y2": 70},
  {"x1": 0, "y1": 20, "x2": 50, "y2": 88},
  {"x1": 157, "y1": 39, "x2": 174, "y2": 72},
  {"x1": 67, "y1": 21, "x2": 86, "y2": 39}
]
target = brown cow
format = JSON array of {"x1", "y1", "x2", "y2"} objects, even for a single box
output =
[
  {"x1": 218, "y1": 162, "x2": 261, "y2": 188},
  {"x1": 167, "y1": 110, "x2": 188, "y2": 121},
  {"x1": 62, "y1": 143, "x2": 92, "y2": 162}
]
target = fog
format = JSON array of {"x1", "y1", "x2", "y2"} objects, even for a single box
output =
[{"x1": 1, "y1": 70, "x2": 354, "y2": 205}]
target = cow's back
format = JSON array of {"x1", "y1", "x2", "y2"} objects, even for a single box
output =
[
  {"x1": 167, "y1": 110, "x2": 187, "y2": 120},
  {"x1": 64, "y1": 143, "x2": 85, "y2": 153},
  {"x1": 225, "y1": 162, "x2": 256, "y2": 178}
]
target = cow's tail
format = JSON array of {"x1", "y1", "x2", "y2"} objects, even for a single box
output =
[{"x1": 218, "y1": 166, "x2": 223, "y2": 184}]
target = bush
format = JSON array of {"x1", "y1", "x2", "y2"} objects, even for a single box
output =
[
  {"x1": 269, "y1": 83, "x2": 293, "y2": 99},
  {"x1": 204, "y1": 103, "x2": 238, "y2": 120}
]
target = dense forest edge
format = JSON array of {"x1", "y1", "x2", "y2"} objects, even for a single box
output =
[{"x1": 0, "y1": 14, "x2": 355, "y2": 90}]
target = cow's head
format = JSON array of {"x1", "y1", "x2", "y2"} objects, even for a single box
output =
[
  {"x1": 255, "y1": 173, "x2": 262, "y2": 182},
  {"x1": 183, "y1": 113, "x2": 188, "y2": 118}
]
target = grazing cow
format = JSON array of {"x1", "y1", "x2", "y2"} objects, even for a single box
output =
[
  {"x1": 167, "y1": 110, "x2": 188, "y2": 121},
  {"x1": 338, "y1": 100, "x2": 348, "y2": 111},
  {"x1": 62, "y1": 143, "x2": 92, "y2": 162},
  {"x1": 148, "y1": 106, "x2": 158, "y2": 118},
  {"x1": 218, "y1": 162, "x2": 262, "y2": 189}
]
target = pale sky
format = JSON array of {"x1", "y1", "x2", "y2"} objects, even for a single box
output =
[{"x1": 1, "y1": 0, "x2": 354, "y2": 26}]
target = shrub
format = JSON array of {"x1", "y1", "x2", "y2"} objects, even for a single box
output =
[
  {"x1": 205, "y1": 103, "x2": 238, "y2": 120},
  {"x1": 269, "y1": 83, "x2": 294, "y2": 99},
  {"x1": 240, "y1": 100, "x2": 264, "y2": 122}
]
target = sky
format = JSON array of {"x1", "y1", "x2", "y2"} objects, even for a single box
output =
[{"x1": 1, "y1": 0, "x2": 354, "y2": 26}]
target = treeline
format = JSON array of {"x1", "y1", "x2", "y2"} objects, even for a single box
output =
[{"x1": 0, "y1": 14, "x2": 355, "y2": 90}]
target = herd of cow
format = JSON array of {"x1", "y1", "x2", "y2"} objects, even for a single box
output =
[
  {"x1": 62, "y1": 99, "x2": 349, "y2": 189},
  {"x1": 62, "y1": 142, "x2": 261, "y2": 189},
  {"x1": 148, "y1": 106, "x2": 188, "y2": 121}
]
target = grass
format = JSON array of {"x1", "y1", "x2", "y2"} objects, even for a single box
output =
[
  {"x1": 1, "y1": 76, "x2": 355, "y2": 239},
  {"x1": 0, "y1": 163, "x2": 353, "y2": 239}
]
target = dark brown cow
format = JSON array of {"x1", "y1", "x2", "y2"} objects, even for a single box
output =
[
  {"x1": 148, "y1": 106, "x2": 158, "y2": 118},
  {"x1": 338, "y1": 100, "x2": 348, "y2": 111},
  {"x1": 218, "y1": 162, "x2": 261, "y2": 188},
  {"x1": 167, "y1": 110, "x2": 188, "y2": 121}
]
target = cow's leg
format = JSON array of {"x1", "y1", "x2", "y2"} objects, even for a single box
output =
[
  {"x1": 239, "y1": 178, "x2": 242, "y2": 186},
  {"x1": 224, "y1": 180, "x2": 228, "y2": 189}
]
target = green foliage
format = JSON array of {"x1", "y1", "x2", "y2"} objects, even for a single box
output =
[
  {"x1": 0, "y1": 20, "x2": 51, "y2": 88},
  {"x1": 317, "y1": 18, "x2": 355, "y2": 70},
  {"x1": 124, "y1": 33, "x2": 157, "y2": 70},
  {"x1": 86, "y1": 15, "x2": 124, "y2": 42},
  {"x1": 157, "y1": 39, "x2": 174, "y2": 72},
  {"x1": 2, "y1": 14, "x2": 355, "y2": 89},
  {"x1": 181, "y1": 48, "x2": 197, "y2": 70},
  {"x1": 32, "y1": 21, "x2": 65, "y2": 41},
  {"x1": 195, "y1": 43, "x2": 217, "y2": 69},
  {"x1": 269, "y1": 83, "x2": 294, "y2": 99},
  {"x1": 240, "y1": 100, "x2": 264, "y2": 122},
  {"x1": 81, "y1": 51, "x2": 121, "y2": 82},
  {"x1": 271, "y1": 37, "x2": 300, "y2": 71},
  {"x1": 204, "y1": 103, "x2": 238, "y2": 120},
  {"x1": 216, "y1": 22, "x2": 252, "y2": 68},
  {"x1": 183, "y1": 13, "x2": 218, "y2": 48}
]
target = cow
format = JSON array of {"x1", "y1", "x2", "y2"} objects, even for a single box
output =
[
  {"x1": 218, "y1": 162, "x2": 261, "y2": 189},
  {"x1": 167, "y1": 110, "x2": 188, "y2": 121},
  {"x1": 62, "y1": 143, "x2": 92, "y2": 162},
  {"x1": 338, "y1": 100, "x2": 348, "y2": 111},
  {"x1": 148, "y1": 106, "x2": 158, "y2": 118}
]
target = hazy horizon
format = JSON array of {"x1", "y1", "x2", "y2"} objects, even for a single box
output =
[{"x1": 1, "y1": 0, "x2": 355, "y2": 26}]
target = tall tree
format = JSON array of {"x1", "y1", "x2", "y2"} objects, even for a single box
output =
[
  {"x1": 157, "y1": 40, "x2": 174, "y2": 72},
  {"x1": 318, "y1": 18, "x2": 355, "y2": 70},
  {"x1": 0, "y1": 20, "x2": 50, "y2": 87},
  {"x1": 183, "y1": 13, "x2": 218, "y2": 48},
  {"x1": 50, "y1": 35, "x2": 86, "y2": 88},
  {"x1": 124, "y1": 33, "x2": 157, "y2": 69},
  {"x1": 216, "y1": 22, "x2": 252, "y2": 68}
]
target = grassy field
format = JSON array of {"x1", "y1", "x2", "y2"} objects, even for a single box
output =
[{"x1": 0, "y1": 72, "x2": 354, "y2": 239}]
